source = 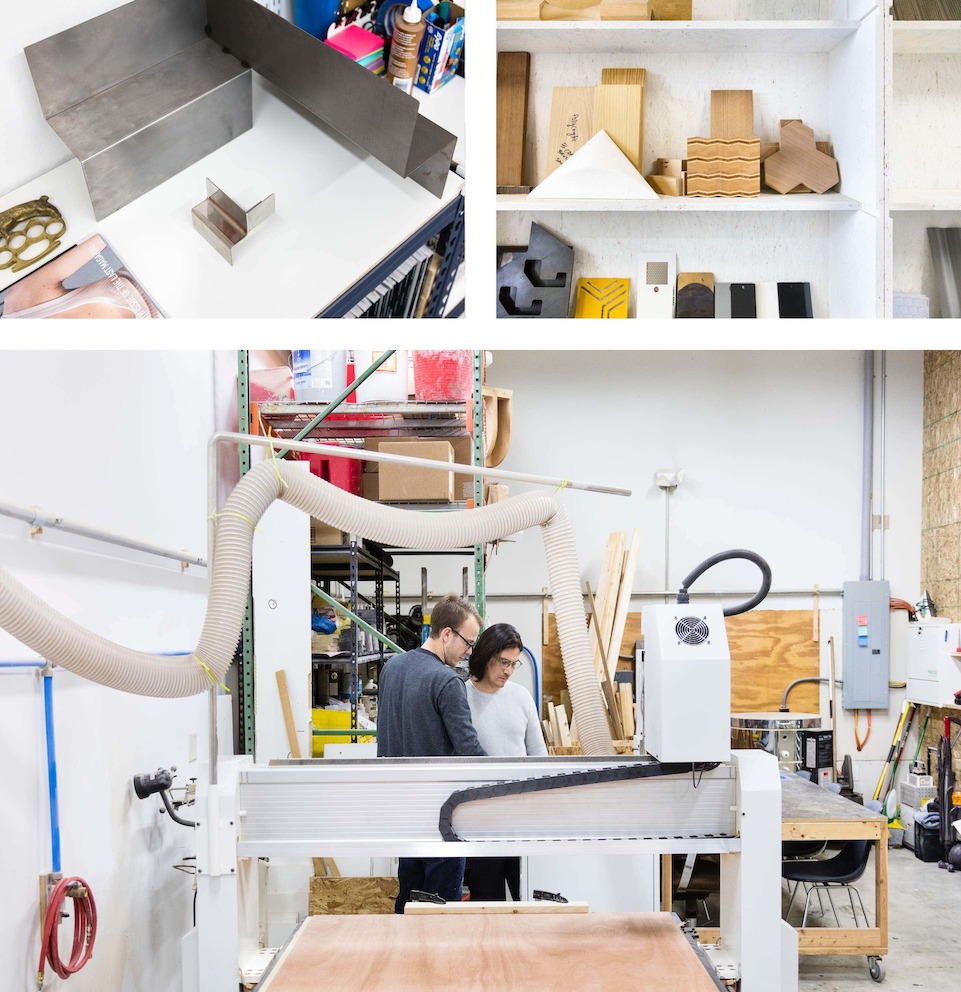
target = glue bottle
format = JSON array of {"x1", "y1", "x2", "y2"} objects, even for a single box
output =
[{"x1": 385, "y1": 0, "x2": 426, "y2": 95}]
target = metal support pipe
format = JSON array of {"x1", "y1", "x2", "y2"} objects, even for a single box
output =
[
  {"x1": 275, "y1": 351, "x2": 396, "y2": 460},
  {"x1": 878, "y1": 351, "x2": 887, "y2": 580},
  {"x1": 310, "y1": 583, "x2": 404, "y2": 655},
  {"x1": 860, "y1": 351, "x2": 874, "y2": 582},
  {"x1": 209, "y1": 432, "x2": 632, "y2": 497},
  {"x1": 0, "y1": 500, "x2": 206, "y2": 568}
]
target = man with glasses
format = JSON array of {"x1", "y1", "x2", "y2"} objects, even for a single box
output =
[
  {"x1": 377, "y1": 593, "x2": 487, "y2": 912},
  {"x1": 464, "y1": 622, "x2": 547, "y2": 902}
]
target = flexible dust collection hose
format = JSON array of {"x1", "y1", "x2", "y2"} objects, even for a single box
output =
[{"x1": 0, "y1": 460, "x2": 615, "y2": 755}]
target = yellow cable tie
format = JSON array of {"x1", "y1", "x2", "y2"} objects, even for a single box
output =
[
  {"x1": 258, "y1": 412, "x2": 289, "y2": 490},
  {"x1": 194, "y1": 654, "x2": 230, "y2": 693},
  {"x1": 208, "y1": 511, "x2": 261, "y2": 533},
  {"x1": 553, "y1": 479, "x2": 569, "y2": 493}
]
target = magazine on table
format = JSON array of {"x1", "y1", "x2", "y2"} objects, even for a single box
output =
[{"x1": 0, "y1": 234, "x2": 165, "y2": 319}]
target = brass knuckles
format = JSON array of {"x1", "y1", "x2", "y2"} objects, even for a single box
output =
[{"x1": 0, "y1": 195, "x2": 66, "y2": 273}]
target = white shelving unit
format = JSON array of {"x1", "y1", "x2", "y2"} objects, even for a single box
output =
[
  {"x1": 497, "y1": 2, "x2": 883, "y2": 318},
  {"x1": 887, "y1": 19, "x2": 961, "y2": 317}
]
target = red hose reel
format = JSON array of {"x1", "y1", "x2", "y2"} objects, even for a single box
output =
[{"x1": 37, "y1": 876, "x2": 97, "y2": 988}]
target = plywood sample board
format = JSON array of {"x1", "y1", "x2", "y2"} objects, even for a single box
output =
[
  {"x1": 497, "y1": 52, "x2": 531, "y2": 187},
  {"x1": 258, "y1": 913, "x2": 722, "y2": 991},
  {"x1": 545, "y1": 86, "x2": 597, "y2": 177},
  {"x1": 763, "y1": 120, "x2": 839, "y2": 195},
  {"x1": 595, "y1": 80, "x2": 644, "y2": 172},
  {"x1": 710, "y1": 90, "x2": 754, "y2": 139}
]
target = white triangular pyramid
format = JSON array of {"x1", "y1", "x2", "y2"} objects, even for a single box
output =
[{"x1": 529, "y1": 130, "x2": 659, "y2": 200}]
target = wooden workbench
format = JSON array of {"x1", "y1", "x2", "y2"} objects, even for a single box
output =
[
  {"x1": 661, "y1": 773, "x2": 888, "y2": 958},
  {"x1": 255, "y1": 913, "x2": 723, "y2": 991},
  {"x1": 780, "y1": 774, "x2": 888, "y2": 957}
]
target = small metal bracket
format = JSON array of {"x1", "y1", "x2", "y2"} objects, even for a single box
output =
[
  {"x1": 410, "y1": 890, "x2": 446, "y2": 904},
  {"x1": 532, "y1": 889, "x2": 568, "y2": 903},
  {"x1": 191, "y1": 178, "x2": 275, "y2": 265}
]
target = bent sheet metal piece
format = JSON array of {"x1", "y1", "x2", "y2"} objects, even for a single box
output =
[
  {"x1": 23, "y1": 0, "x2": 456, "y2": 221},
  {"x1": 496, "y1": 223, "x2": 574, "y2": 318},
  {"x1": 204, "y1": 0, "x2": 456, "y2": 198},
  {"x1": 191, "y1": 179, "x2": 276, "y2": 265},
  {"x1": 927, "y1": 227, "x2": 961, "y2": 318}
]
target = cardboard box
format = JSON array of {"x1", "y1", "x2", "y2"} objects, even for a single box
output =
[
  {"x1": 415, "y1": 3, "x2": 464, "y2": 94},
  {"x1": 365, "y1": 436, "x2": 477, "y2": 502},
  {"x1": 310, "y1": 519, "x2": 350, "y2": 545},
  {"x1": 377, "y1": 439, "x2": 454, "y2": 502}
]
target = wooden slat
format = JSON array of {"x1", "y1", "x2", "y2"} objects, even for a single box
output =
[
  {"x1": 710, "y1": 89, "x2": 754, "y2": 139},
  {"x1": 796, "y1": 930, "x2": 886, "y2": 955},
  {"x1": 545, "y1": 86, "x2": 597, "y2": 179},
  {"x1": 497, "y1": 52, "x2": 531, "y2": 187},
  {"x1": 405, "y1": 901, "x2": 590, "y2": 914},
  {"x1": 651, "y1": 0, "x2": 691, "y2": 16},
  {"x1": 606, "y1": 529, "x2": 640, "y2": 683},
  {"x1": 497, "y1": 0, "x2": 544, "y2": 16},
  {"x1": 600, "y1": 0, "x2": 652, "y2": 18},
  {"x1": 275, "y1": 669, "x2": 302, "y2": 759}
]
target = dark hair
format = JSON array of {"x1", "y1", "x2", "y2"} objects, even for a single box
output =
[
  {"x1": 429, "y1": 594, "x2": 481, "y2": 638},
  {"x1": 468, "y1": 623, "x2": 524, "y2": 681}
]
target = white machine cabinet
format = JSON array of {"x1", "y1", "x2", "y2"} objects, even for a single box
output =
[{"x1": 906, "y1": 621, "x2": 961, "y2": 708}]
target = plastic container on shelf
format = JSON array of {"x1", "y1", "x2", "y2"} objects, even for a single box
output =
[
  {"x1": 413, "y1": 350, "x2": 473, "y2": 401},
  {"x1": 304, "y1": 449, "x2": 363, "y2": 495},
  {"x1": 352, "y1": 350, "x2": 410, "y2": 402},
  {"x1": 292, "y1": 350, "x2": 347, "y2": 402}
]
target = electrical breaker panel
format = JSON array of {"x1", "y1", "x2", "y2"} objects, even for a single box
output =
[
  {"x1": 641, "y1": 603, "x2": 731, "y2": 763},
  {"x1": 841, "y1": 580, "x2": 890, "y2": 710},
  {"x1": 906, "y1": 621, "x2": 961, "y2": 709}
]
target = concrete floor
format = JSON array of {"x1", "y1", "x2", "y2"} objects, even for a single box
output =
[{"x1": 792, "y1": 845, "x2": 961, "y2": 990}]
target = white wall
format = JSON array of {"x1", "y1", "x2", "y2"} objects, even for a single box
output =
[
  {"x1": 0, "y1": 353, "x2": 218, "y2": 991},
  {"x1": 402, "y1": 351, "x2": 924, "y2": 783}
]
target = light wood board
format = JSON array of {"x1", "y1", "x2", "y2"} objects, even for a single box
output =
[
  {"x1": 496, "y1": 0, "x2": 543, "y2": 16},
  {"x1": 497, "y1": 52, "x2": 531, "y2": 187},
  {"x1": 405, "y1": 901, "x2": 589, "y2": 914},
  {"x1": 545, "y1": 87, "x2": 597, "y2": 177},
  {"x1": 651, "y1": 0, "x2": 691, "y2": 17},
  {"x1": 600, "y1": 0, "x2": 652, "y2": 18},
  {"x1": 595, "y1": 83, "x2": 644, "y2": 171},
  {"x1": 710, "y1": 90, "x2": 754, "y2": 139},
  {"x1": 258, "y1": 913, "x2": 723, "y2": 991},
  {"x1": 763, "y1": 120, "x2": 839, "y2": 195}
]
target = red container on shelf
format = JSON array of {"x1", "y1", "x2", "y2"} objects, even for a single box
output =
[
  {"x1": 304, "y1": 450, "x2": 362, "y2": 495},
  {"x1": 413, "y1": 350, "x2": 473, "y2": 401}
]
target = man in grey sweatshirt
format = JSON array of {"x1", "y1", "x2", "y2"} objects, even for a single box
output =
[{"x1": 377, "y1": 593, "x2": 487, "y2": 912}]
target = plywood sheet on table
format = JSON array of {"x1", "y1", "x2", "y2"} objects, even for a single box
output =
[
  {"x1": 258, "y1": 912, "x2": 720, "y2": 991},
  {"x1": 542, "y1": 609, "x2": 818, "y2": 713}
]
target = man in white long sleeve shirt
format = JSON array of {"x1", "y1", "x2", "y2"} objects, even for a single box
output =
[{"x1": 464, "y1": 623, "x2": 547, "y2": 901}]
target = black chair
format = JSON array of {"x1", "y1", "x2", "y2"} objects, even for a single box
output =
[{"x1": 782, "y1": 839, "x2": 872, "y2": 927}]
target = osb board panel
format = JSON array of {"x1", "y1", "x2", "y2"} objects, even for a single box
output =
[
  {"x1": 259, "y1": 913, "x2": 721, "y2": 991},
  {"x1": 541, "y1": 612, "x2": 638, "y2": 708},
  {"x1": 308, "y1": 876, "x2": 398, "y2": 915},
  {"x1": 726, "y1": 610, "x2": 819, "y2": 713},
  {"x1": 543, "y1": 609, "x2": 819, "y2": 713}
]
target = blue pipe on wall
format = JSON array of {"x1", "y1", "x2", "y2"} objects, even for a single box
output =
[
  {"x1": 0, "y1": 660, "x2": 46, "y2": 668},
  {"x1": 43, "y1": 673, "x2": 61, "y2": 874},
  {"x1": 522, "y1": 645, "x2": 540, "y2": 719}
]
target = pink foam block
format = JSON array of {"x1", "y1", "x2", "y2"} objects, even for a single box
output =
[{"x1": 324, "y1": 24, "x2": 383, "y2": 61}]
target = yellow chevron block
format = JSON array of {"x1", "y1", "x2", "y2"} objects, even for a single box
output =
[{"x1": 575, "y1": 278, "x2": 630, "y2": 318}]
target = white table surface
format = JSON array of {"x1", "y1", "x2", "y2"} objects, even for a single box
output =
[{"x1": 0, "y1": 74, "x2": 464, "y2": 318}]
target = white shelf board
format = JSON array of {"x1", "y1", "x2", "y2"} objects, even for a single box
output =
[
  {"x1": 890, "y1": 190, "x2": 961, "y2": 211},
  {"x1": 497, "y1": 192, "x2": 861, "y2": 212},
  {"x1": 495, "y1": 21, "x2": 860, "y2": 55},
  {"x1": 893, "y1": 21, "x2": 961, "y2": 54}
]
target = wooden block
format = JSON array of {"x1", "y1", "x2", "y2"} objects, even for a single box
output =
[
  {"x1": 655, "y1": 157, "x2": 686, "y2": 176},
  {"x1": 606, "y1": 530, "x2": 640, "y2": 684},
  {"x1": 496, "y1": 0, "x2": 543, "y2": 17},
  {"x1": 676, "y1": 272, "x2": 715, "y2": 318},
  {"x1": 651, "y1": 0, "x2": 691, "y2": 17},
  {"x1": 619, "y1": 683, "x2": 635, "y2": 737},
  {"x1": 541, "y1": 1, "x2": 601, "y2": 17},
  {"x1": 545, "y1": 86, "x2": 597, "y2": 177},
  {"x1": 595, "y1": 82, "x2": 644, "y2": 171},
  {"x1": 542, "y1": 718, "x2": 554, "y2": 746},
  {"x1": 575, "y1": 277, "x2": 630, "y2": 317},
  {"x1": 497, "y1": 52, "x2": 531, "y2": 187},
  {"x1": 556, "y1": 706, "x2": 573, "y2": 747},
  {"x1": 645, "y1": 174, "x2": 682, "y2": 195},
  {"x1": 275, "y1": 669, "x2": 302, "y2": 759},
  {"x1": 686, "y1": 136, "x2": 760, "y2": 197},
  {"x1": 710, "y1": 90, "x2": 754, "y2": 139},
  {"x1": 600, "y1": 0, "x2": 652, "y2": 17},
  {"x1": 763, "y1": 120, "x2": 839, "y2": 195},
  {"x1": 601, "y1": 68, "x2": 647, "y2": 86}
]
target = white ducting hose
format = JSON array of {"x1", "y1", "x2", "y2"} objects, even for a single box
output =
[{"x1": 0, "y1": 461, "x2": 614, "y2": 755}]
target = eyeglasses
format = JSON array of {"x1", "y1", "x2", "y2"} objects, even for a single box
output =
[
  {"x1": 494, "y1": 657, "x2": 523, "y2": 670},
  {"x1": 451, "y1": 629, "x2": 475, "y2": 650}
]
